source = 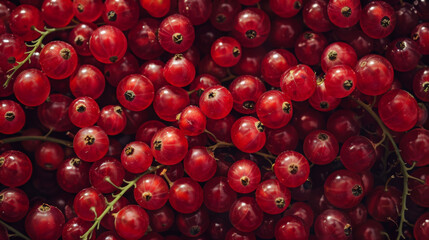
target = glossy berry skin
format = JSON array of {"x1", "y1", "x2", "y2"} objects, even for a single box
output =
[
  {"x1": 327, "y1": 110, "x2": 360, "y2": 143},
  {"x1": 0, "y1": 33, "x2": 26, "y2": 70},
  {"x1": 140, "y1": 0, "x2": 170, "y2": 18},
  {"x1": 178, "y1": 0, "x2": 212, "y2": 25},
  {"x1": 280, "y1": 64, "x2": 317, "y2": 101},
  {"x1": 90, "y1": 25, "x2": 127, "y2": 64},
  {"x1": 147, "y1": 205, "x2": 175, "y2": 232},
  {"x1": 128, "y1": 18, "x2": 163, "y2": 60},
  {"x1": 169, "y1": 177, "x2": 203, "y2": 214},
  {"x1": 413, "y1": 68, "x2": 429, "y2": 102},
  {"x1": 121, "y1": 141, "x2": 153, "y2": 174},
  {"x1": 270, "y1": 0, "x2": 303, "y2": 18},
  {"x1": 275, "y1": 215, "x2": 308, "y2": 240},
  {"x1": 89, "y1": 157, "x2": 125, "y2": 193},
  {"x1": 232, "y1": 8, "x2": 271, "y2": 48},
  {"x1": 134, "y1": 174, "x2": 169, "y2": 210},
  {"x1": 327, "y1": 0, "x2": 361, "y2": 28},
  {"x1": 73, "y1": 126, "x2": 109, "y2": 162},
  {"x1": 229, "y1": 196, "x2": 264, "y2": 233},
  {"x1": 9, "y1": 5, "x2": 44, "y2": 41},
  {"x1": 68, "y1": 97, "x2": 100, "y2": 128},
  {"x1": 412, "y1": 23, "x2": 429, "y2": 55},
  {"x1": 115, "y1": 205, "x2": 149, "y2": 240},
  {"x1": 42, "y1": 0, "x2": 73, "y2": 28},
  {"x1": 62, "y1": 217, "x2": 95, "y2": 240},
  {"x1": 0, "y1": 188, "x2": 29, "y2": 222},
  {"x1": 303, "y1": 130, "x2": 339, "y2": 165},
  {"x1": 324, "y1": 170, "x2": 364, "y2": 209},
  {"x1": 176, "y1": 207, "x2": 209, "y2": 237},
  {"x1": 13, "y1": 69, "x2": 50, "y2": 107},
  {"x1": 354, "y1": 54, "x2": 394, "y2": 96},
  {"x1": 231, "y1": 116, "x2": 266, "y2": 153},
  {"x1": 256, "y1": 179, "x2": 291, "y2": 215},
  {"x1": 256, "y1": 90, "x2": 293, "y2": 129},
  {"x1": 324, "y1": 65, "x2": 356, "y2": 98},
  {"x1": 309, "y1": 78, "x2": 341, "y2": 112},
  {"x1": 199, "y1": 85, "x2": 233, "y2": 119},
  {"x1": 408, "y1": 167, "x2": 429, "y2": 207},
  {"x1": 151, "y1": 127, "x2": 188, "y2": 165},
  {"x1": 164, "y1": 54, "x2": 196, "y2": 87},
  {"x1": 261, "y1": 49, "x2": 297, "y2": 87},
  {"x1": 103, "y1": 0, "x2": 139, "y2": 31},
  {"x1": 0, "y1": 100, "x2": 25, "y2": 134},
  {"x1": 69, "y1": 64, "x2": 105, "y2": 99},
  {"x1": 366, "y1": 186, "x2": 401, "y2": 222},
  {"x1": 204, "y1": 176, "x2": 237, "y2": 213},
  {"x1": 178, "y1": 105, "x2": 206, "y2": 136},
  {"x1": 303, "y1": 0, "x2": 334, "y2": 33},
  {"x1": 360, "y1": 1, "x2": 396, "y2": 39},
  {"x1": 38, "y1": 94, "x2": 74, "y2": 132},
  {"x1": 73, "y1": 187, "x2": 106, "y2": 221},
  {"x1": 57, "y1": 157, "x2": 91, "y2": 193},
  {"x1": 295, "y1": 31, "x2": 328, "y2": 66},
  {"x1": 211, "y1": 36, "x2": 242, "y2": 67},
  {"x1": 40, "y1": 41, "x2": 78, "y2": 80},
  {"x1": 265, "y1": 125, "x2": 299, "y2": 155},
  {"x1": 414, "y1": 212, "x2": 429, "y2": 240},
  {"x1": 35, "y1": 142, "x2": 64, "y2": 170},
  {"x1": 274, "y1": 151, "x2": 310, "y2": 188},
  {"x1": 116, "y1": 74, "x2": 154, "y2": 112},
  {"x1": 321, "y1": 42, "x2": 357, "y2": 73},
  {"x1": 228, "y1": 159, "x2": 261, "y2": 194},
  {"x1": 314, "y1": 209, "x2": 352, "y2": 240},
  {"x1": 73, "y1": 0, "x2": 103, "y2": 23},
  {"x1": 0, "y1": 150, "x2": 32, "y2": 187},
  {"x1": 158, "y1": 14, "x2": 195, "y2": 54},
  {"x1": 184, "y1": 146, "x2": 217, "y2": 182},
  {"x1": 340, "y1": 136, "x2": 376, "y2": 172},
  {"x1": 378, "y1": 89, "x2": 418, "y2": 132},
  {"x1": 153, "y1": 85, "x2": 190, "y2": 122},
  {"x1": 229, "y1": 75, "x2": 266, "y2": 114},
  {"x1": 25, "y1": 204, "x2": 65, "y2": 240},
  {"x1": 385, "y1": 38, "x2": 421, "y2": 72},
  {"x1": 96, "y1": 105, "x2": 127, "y2": 135},
  {"x1": 400, "y1": 129, "x2": 429, "y2": 167}
]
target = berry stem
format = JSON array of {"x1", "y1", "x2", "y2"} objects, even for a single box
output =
[
  {"x1": 80, "y1": 165, "x2": 165, "y2": 240},
  {"x1": 0, "y1": 135, "x2": 73, "y2": 148},
  {"x1": 4, "y1": 24, "x2": 78, "y2": 88},
  {"x1": 0, "y1": 219, "x2": 31, "y2": 240},
  {"x1": 354, "y1": 98, "x2": 412, "y2": 240}
]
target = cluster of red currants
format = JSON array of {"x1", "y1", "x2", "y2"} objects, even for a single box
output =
[{"x1": 0, "y1": 0, "x2": 428, "y2": 239}]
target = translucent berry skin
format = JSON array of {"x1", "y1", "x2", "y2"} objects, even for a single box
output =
[
  {"x1": 354, "y1": 54, "x2": 394, "y2": 96},
  {"x1": 73, "y1": 126, "x2": 109, "y2": 162},
  {"x1": 340, "y1": 136, "x2": 376, "y2": 172},
  {"x1": 42, "y1": 0, "x2": 73, "y2": 28},
  {"x1": 0, "y1": 33, "x2": 26, "y2": 70},
  {"x1": 199, "y1": 85, "x2": 233, "y2": 120},
  {"x1": 13, "y1": 69, "x2": 50, "y2": 107},
  {"x1": 314, "y1": 209, "x2": 352, "y2": 240},
  {"x1": 295, "y1": 31, "x2": 328, "y2": 65},
  {"x1": 261, "y1": 49, "x2": 298, "y2": 87},
  {"x1": 184, "y1": 146, "x2": 217, "y2": 182},
  {"x1": 148, "y1": 205, "x2": 175, "y2": 232},
  {"x1": 280, "y1": 64, "x2": 317, "y2": 102},
  {"x1": 62, "y1": 217, "x2": 95, "y2": 240},
  {"x1": 68, "y1": 97, "x2": 100, "y2": 128},
  {"x1": 229, "y1": 196, "x2": 264, "y2": 233},
  {"x1": 103, "y1": 0, "x2": 139, "y2": 31},
  {"x1": 0, "y1": 187, "x2": 29, "y2": 222},
  {"x1": 385, "y1": 38, "x2": 421, "y2": 72},
  {"x1": 303, "y1": 130, "x2": 339, "y2": 165},
  {"x1": 73, "y1": 0, "x2": 103, "y2": 23},
  {"x1": 178, "y1": 105, "x2": 206, "y2": 136},
  {"x1": 270, "y1": 0, "x2": 303, "y2": 18},
  {"x1": 40, "y1": 41, "x2": 78, "y2": 80},
  {"x1": 134, "y1": 174, "x2": 169, "y2": 210},
  {"x1": 413, "y1": 68, "x2": 429, "y2": 102},
  {"x1": 0, "y1": 100, "x2": 25, "y2": 134},
  {"x1": 57, "y1": 157, "x2": 91, "y2": 193},
  {"x1": 324, "y1": 65, "x2": 357, "y2": 98},
  {"x1": 204, "y1": 176, "x2": 237, "y2": 213},
  {"x1": 275, "y1": 215, "x2": 308, "y2": 240},
  {"x1": 229, "y1": 75, "x2": 266, "y2": 114},
  {"x1": 35, "y1": 142, "x2": 64, "y2": 170},
  {"x1": 0, "y1": 150, "x2": 32, "y2": 187},
  {"x1": 178, "y1": 0, "x2": 212, "y2": 25},
  {"x1": 73, "y1": 187, "x2": 106, "y2": 221},
  {"x1": 140, "y1": 60, "x2": 168, "y2": 91},
  {"x1": 378, "y1": 89, "x2": 418, "y2": 132},
  {"x1": 89, "y1": 25, "x2": 127, "y2": 64},
  {"x1": 255, "y1": 179, "x2": 291, "y2": 215},
  {"x1": 303, "y1": 0, "x2": 334, "y2": 33},
  {"x1": 265, "y1": 125, "x2": 299, "y2": 155},
  {"x1": 327, "y1": 109, "x2": 360, "y2": 143},
  {"x1": 151, "y1": 126, "x2": 188, "y2": 165},
  {"x1": 121, "y1": 141, "x2": 153, "y2": 174},
  {"x1": 225, "y1": 228, "x2": 257, "y2": 240},
  {"x1": 231, "y1": 116, "x2": 266, "y2": 153},
  {"x1": 115, "y1": 205, "x2": 149, "y2": 240},
  {"x1": 116, "y1": 74, "x2": 155, "y2": 112},
  {"x1": 9, "y1": 5, "x2": 44, "y2": 41},
  {"x1": 366, "y1": 186, "x2": 401, "y2": 222},
  {"x1": 414, "y1": 212, "x2": 429, "y2": 240},
  {"x1": 309, "y1": 78, "x2": 341, "y2": 112},
  {"x1": 25, "y1": 204, "x2": 65, "y2": 240},
  {"x1": 327, "y1": 0, "x2": 361, "y2": 28},
  {"x1": 232, "y1": 8, "x2": 271, "y2": 48},
  {"x1": 70, "y1": 64, "x2": 105, "y2": 99},
  {"x1": 169, "y1": 177, "x2": 204, "y2": 214},
  {"x1": 400, "y1": 129, "x2": 429, "y2": 167},
  {"x1": 158, "y1": 14, "x2": 195, "y2": 54},
  {"x1": 274, "y1": 151, "x2": 310, "y2": 188},
  {"x1": 324, "y1": 170, "x2": 365, "y2": 209},
  {"x1": 140, "y1": 0, "x2": 170, "y2": 18},
  {"x1": 163, "y1": 54, "x2": 196, "y2": 87},
  {"x1": 256, "y1": 90, "x2": 293, "y2": 129},
  {"x1": 153, "y1": 85, "x2": 190, "y2": 122},
  {"x1": 321, "y1": 42, "x2": 357, "y2": 73},
  {"x1": 412, "y1": 23, "x2": 429, "y2": 55},
  {"x1": 360, "y1": 1, "x2": 396, "y2": 39},
  {"x1": 228, "y1": 159, "x2": 261, "y2": 194},
  {"x1": 128, "y1": 18, "x2": 163, "y2": 60},
  {"x1": 211, "y1": 36, "x2": 242, "y2": 67},
  {"x1": 409, "y1": 167, "x2": 429, "y2": 207},
  {"x1": 89, "y1": 157, "x2": 125, "y2": 193}
]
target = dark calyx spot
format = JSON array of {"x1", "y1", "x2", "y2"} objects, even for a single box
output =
[
  {"x1": 318, "y1": 133, "x2": 328, "y2": 141},
  {"x1": 74, "y1": 35, "x2": 84, "y2": 46},
  {"x1": 124, "y1": 90, "x2": 136, "y2": 101},
  {"x1": 107, "y1": 10, "x2": 117, "y2": 22},
  {"x1": 114, "y1": 106, "x2": 123, "y2": 114},
  {"x1": 282, "y1": 102, "x2": 291, "y2": 113},
  {"x1": 275, "y1": 197, "x2": 286, "y2": 208},
  {"x1": 413, "y1": 33, "x2": 420, "y2": 41},
  {"x1": 396, "y1": 41, "x2": 406, "y2": 50},
  {"x1": 328, "y1": 51, "x2": 337, "y2": 61},
  {"x1": 196, "y1": 88, "x2": 204, "y2": 97},
  {"x1": 255, "y1": 121, "x2": 265, "y2": 132},
  {"x1": 39, "y1": 203, "x2": 51, "y2": 212},
  {"x1": 70, "y1": 158, "x2": 81, "y2": 166},
  {"x1": 154, "y1": 140, "x2": 162, "y2": 150},
  {"x1": 125, "y1": 146, "x2": 134, "y2": 156},
  {"x1": 343, "y1": 80, "x2": 353, "y2": 90},
  {"x1": 109, "y1": 56, "x2": 118, "y2": 63},
  {"x1": 352, "y1": 185, "x2": 363, "y2": 196},
  {"x1": 320, "y1": 101, "x2": 329, "y2": 109},
  {"x1": 245, "y1": 30, "x2": 257, "y2": 39},
  {"x1": 76, "y1": 104, "x2": 86, "y2": 113},
  {"x1": 243, "y1": 101, "x2": 255, "y2": 110},
  {"x1": 174, "y1": 54, "x2": 183, "y2": 60},
  {"x1": 5, "y1": 111, "x2": 15, "y2": 121},
  {"x1": 289, "y1": 164, "x2": 298, "y2": 174},
  {"x1": 84, "y1": 135, "x2": 95, "y2": 145},
  {"x1": 173, "y1": 33, "x2": 183, "y2": 44},
  {"x1": 216, "y1": 14, "x2": 226, "y2": 23},
  {"x1": 233, "y1": 47, "x2": 241, "y2": 57},
  {"x1": 143, "y1": 192, "x2": 152, "y2": 201},
  {"x1": 304, "y1": 32, "x2": 313, "y2": 40},
  {"x1": 341, "y1": 6, "x2": 352, "y2": 17},
  {"x1": 381, "y1": 16, "x2": 390, "y2": 27},
  {"x1": 208, "y1": 91, "x2": 216, "y2": 99},
  {"x1": 423, "y1": 82, "x2": 429, "y2": 92},
  {"x1": 60, "y1": 48, "x2": 71, "y2": 60},
  {"x1": 344, "y1": 224, "x2": 352, "y2": 236},
  {"x1": 7, "y1": 56, "x2": 15, "y2": 64},
  {"x1": 77, "y1": 3, "x2": 84, "y2": 12},
  {"x1": 240, "y1": 176, "x2": 249, "y2": 186},
  {"x1": 294, "y1": 1, "x2": 302, "y2": 9},
  {"x1": 190, "y1": 226, "x2": 201, "y2": 236}
]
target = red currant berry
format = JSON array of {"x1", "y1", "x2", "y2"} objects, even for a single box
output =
[
  {"x1": 73, "y1": 187, "x2": 106, "y2": 221},
  {"x1": 199, "y1": 85, "x2": 233, "y2": 120},
  {"x1": 57, "y1": 157, "x2": 91, "y2": 193},
  {"x1": 0, "y1": 187, "x2": 29, "y2": 222},
  {"x1": 340, "y1": 136, "x2": 376, "y2": 172},
  {"x1": 303, "y1": 130, "x2": 339, "y2": 165},
  {"x1": 360, "y1": 1, "x2": 396, "y2": 39},
  {"x1": 158, "y1": 14, "x2": 195, "y2": 54},
  {"x1": 169, "y1": 177, "x2": 204, "y2": 214},
  {"x1": 0, "y1": 100, "x2": 25, "y2": 134},
  {"x1": 25, "y1": 203, "x2": 65, "y2": 240},
  {"x1": 229, "y1": 196, "x2": 264, "y2": 232},
  {"x1": 41, "y1": 0, "x2": 74, "y2": 28},
  {"x1": 314, "y1": 209, "x2": 352, "y2": 240},
  {"x1": 13, "y1": 69, "x2": 50, "y2": 107},
  {"x1": 280, "y1": 64, "x2": 317, "y2": 101},
  {"x1": 274, "y1": 150, "x2": 310, "y2": 188},
  {"x1": 232, "y1": 8, "x2": 270, "y2": 48},
  {"x1": 115, "y1": 205, "x2": 149, "y2": 240},
  {"x1": 164, "y1": 54, "x2": 196, "y2": 87},
  {"x1": 151, "y1": 126, "x2": 188, "y2": 165},
  {"x1": 203, "y1": 176, "x2": 237, "y2": 213},
  {"x1": 0, "y1": 150, "x2": 32, "y2": 187},
  {"x1": 89, "y1": 25, "x2": 127, "y2": 64},
  {"x1": 73, "y1": 126, "x2": 109, "y2": 162},
  {"x1": 211, "y1": 36, "x2": 242, "y2": 67},
  {"x1": 327, "y1": 0, "x2": 361, "y2": 28},
  {"x1": 231, "y1": 116, "x2": 266, "y2": 153},
  {"x1": 134, "y1": 174, "x2": 169, "y2": 210},
  {"x1": 73, "y1": 0, "x2": 103, "y2": 23},
  {"x1": 354, "y1": 54, "x2": 394, "y2": 96},
  {"x1": 275, "y1": 215, "x2": 308, "y2": 240},
  {"x1": 68, "y1": 96, "x2": 100, "y2": 128},
  {"x1": 121, "y1": 141, "x2": 153, "y2": 174}
]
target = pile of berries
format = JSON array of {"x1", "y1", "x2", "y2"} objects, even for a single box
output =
[{"x1": 0, "y1": 0, "x2": 428, "y2": 239}]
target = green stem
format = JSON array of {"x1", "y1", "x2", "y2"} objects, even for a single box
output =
[
  {"x1": 354, "y1": 98, "x2": 411, "y2": 240},
  {"x1": 0, "y1": 219, "x2": 31, "y2": 240},
  {"x1": 0, "y1": 135, "x2": 73, "y2": 148},
  {"x1": 80, "y1": 165, "x2": 165, "y2": 240},
  {"x1": 4, "y1": 24, "x2": 77, "y2": 88}
]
